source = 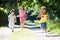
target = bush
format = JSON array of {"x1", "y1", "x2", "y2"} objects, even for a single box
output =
[
  {"x1": 47, "y1": 20, "x2": 60, "y2": 34},
  {"x1": 0, "y1": 10, "x2": 8, "y2": 26}
]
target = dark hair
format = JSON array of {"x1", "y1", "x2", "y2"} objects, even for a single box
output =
[{"x1": 10, "y1": 9, "x2": 15, "y2": 13}]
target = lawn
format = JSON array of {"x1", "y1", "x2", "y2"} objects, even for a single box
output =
[
  {"x1": 0, "y1": 27, "x2": 6, "y2": 31},
  {"x1": 47, "y1": 20, "x2": 60, "y2": 35},
  {"x1": 8, "y1": 28, "x2": 37, "y2": 40}
]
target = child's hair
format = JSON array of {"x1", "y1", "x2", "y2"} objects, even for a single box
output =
[
  {"x1": 20, "y1": 5, "x2": 25, "y2": 10},
  {"x1": 40, "y1": 6, "x2": 47, "y2": 14},
  {"x1": 10, "y1": 9, "x2": 15, "y2": 13},
  {"x1": 41, "y1": 6, "x2": 46, "y2": 9}
]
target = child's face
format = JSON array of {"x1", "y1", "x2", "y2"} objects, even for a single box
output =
[
  {"x1": 41, "y1": 8, "x2": 46, "y2": 14},
  {"x1": 11, "y1": 12, "x2": 15, "y2": 15},
  {"x1": 20, "y1": 6, "x2": 24, "y2": 10}
]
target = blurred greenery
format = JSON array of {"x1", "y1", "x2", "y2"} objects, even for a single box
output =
[
  {"x1": 0, "y1": 0, "x2": 60, "y2": 34},
  {"x1": 0, "y1": 10, "x2": 8, "y2": 26},
  {"x1": 47, "y1": 19, "x2": 60, "y2": 34}
]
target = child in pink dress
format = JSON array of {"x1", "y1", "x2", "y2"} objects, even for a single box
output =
[{"x1": 17, "y1": 6, "x2": 26, "y2": 29}]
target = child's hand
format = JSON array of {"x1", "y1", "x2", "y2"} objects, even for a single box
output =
[
  {"x1": 37, "y1": 14, "x2": 39, "y2": 17},
  {"x1": 17, "y1": 15, "x2": 19, "y2": 17},
  {"x1": 38, "y1": 14, "x2": 41, "y2": 18},
  {"x1": 47, "y1": 15, "x2": 49, "y2": 19},
  {"x1": 15, "y1": 21, "x2": 16, "y2": 23}
]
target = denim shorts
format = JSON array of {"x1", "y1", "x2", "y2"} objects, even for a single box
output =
[{"x1": 41, "y1": 22, "x2": 46, "y2": 29}]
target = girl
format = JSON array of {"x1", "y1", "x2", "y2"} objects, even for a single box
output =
[
  {"x1": 17, "y1": 6, "x2": 26, "y2": 29},
  {"x1": 38, "y1": 6, "x2": 49, "y2": 33}
]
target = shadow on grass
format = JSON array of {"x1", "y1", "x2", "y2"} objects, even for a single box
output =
[{"x1": 46, "y1": 35, "x2": 60, "y2": 37}]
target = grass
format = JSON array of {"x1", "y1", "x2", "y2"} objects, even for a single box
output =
[
  {"x1": 8, "y1": 28, "x2": 37, "y2": 40},
  {"x1": 47, "y1": 20, "x2": 60, "y2": 35},
  {"x1": 0, "y1": 26, "x2": 6, "y2": 31},
  {"x1": 50, "y1": 28, "x2": 60, "y2": 35}
]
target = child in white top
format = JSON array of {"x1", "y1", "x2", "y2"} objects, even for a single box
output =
[{"x1": 8, "y1": 9, "x2": 16, "y2": 32}]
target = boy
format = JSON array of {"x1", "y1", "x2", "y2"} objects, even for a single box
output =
[{"x1": 8, "y1": 9, "x2": 16, "y2": 32}]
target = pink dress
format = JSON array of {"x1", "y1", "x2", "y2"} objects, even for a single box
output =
[{"x1": 19, "y1": 9, "x2": 25, "y2": 22}]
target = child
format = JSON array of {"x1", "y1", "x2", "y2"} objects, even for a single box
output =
[
  {"x1": 8, "y1": 9, "x2": 16, "y2": 32},
  {"x1": 38, "y1": 6, "x2": 49, "y2": 33},
  {"x1": 17, "y1": 6, "x2": 26, "y2": 29}
]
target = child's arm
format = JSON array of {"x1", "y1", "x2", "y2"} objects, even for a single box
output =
[
  {"x1": 17, "y1": 13, "x2": 20, "y2": 17},
  {"x1": 17, "y1": 15, "x2": 19, "y2": 17},
  {"x1": 38, "y1": 13, "x2": 42, "y2": 18},
  {"x1": 17, "y1": 10, "x2": 20, "y2": 17},
  {"x1": 8, "y1": 17, "x2": 10, "y2": 22},
  {"x1": 24, "y1": 10, "x2": 26, "y2": 17},
  {"x1": 47, "y1": 14, "x2": 49, "y2": 18},
  {"x1": 14, "y1": 16, "x2": 16, "y2": 23},
  {"x1": 8, "y1": 15, "x2": 10, "y2": 22},
  {"x1": 38, "y1": 13, "x2": 40, "y2": 18}
]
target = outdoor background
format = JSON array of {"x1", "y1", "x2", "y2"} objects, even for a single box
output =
[{"x1": 0, "y1": 0, "x2": 60, "y2": 34}]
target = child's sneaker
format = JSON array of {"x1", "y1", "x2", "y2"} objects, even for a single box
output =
[{"x1": 12, "y1": 30, "x2": 14, "y2": 32}]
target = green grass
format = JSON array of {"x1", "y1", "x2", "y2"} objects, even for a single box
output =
[
  {"x1": 0, "y1": 26, "x2": 6, "y2": 31},
  {"x1": 8, "y1": 28, "x2": 37, "y2": 40},
  {"x1": 47, "y1": 20, "x2": 60, "y2": 35}
]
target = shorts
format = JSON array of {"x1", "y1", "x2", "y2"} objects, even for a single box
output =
[
  {"x1": 8, "y1": 21, "x2": 14, "y2": 28},
  {"x1": 41, "y1": 22, "x2": 46, "y2": 29}
]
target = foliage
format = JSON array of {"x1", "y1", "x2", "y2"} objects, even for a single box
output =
[
  {"x1": 0, "y1": 0, "x2": 60, "y2": 28},
  {"x1": 47, "y1": 19, "x2": 60, "y2": 34},
  {"x1": 0, "y1": 10, "x2": 8, "y2": 26}
]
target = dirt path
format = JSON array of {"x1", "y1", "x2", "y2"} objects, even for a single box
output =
[
  {"x1": 0, "y1": 28, "x2": 12, "y2": 40},
  {"x1": 0, "y1": 27, "x2": 60, "y2": 40},
  {"x1": 30, "y1": 28, "x2": 60, "y2": 40},
  {"x1": 0, "y1": 28, "x2": 20, "y2": 40}
]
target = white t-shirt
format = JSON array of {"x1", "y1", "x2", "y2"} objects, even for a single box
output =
[{"x1": 8, "y1": 14, "x2": 16, "y2": 22}]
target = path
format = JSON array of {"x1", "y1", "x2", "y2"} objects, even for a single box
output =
[
  {"x1": 0, "y1": 28, "x2": 21, "y2": 40},
  {"x1": 0, "y1": 23, "x2": 60, "y2": 40},
  {"x1": 29, "y1": 27, "x2": 60, "y2": 40},
  {"x1": 0, "y1": 28, "x2": 11, "y2": 40}
]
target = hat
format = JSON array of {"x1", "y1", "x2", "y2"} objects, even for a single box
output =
[{"x1": 10, "y1": 9, "x2": 15, "y2": 13}]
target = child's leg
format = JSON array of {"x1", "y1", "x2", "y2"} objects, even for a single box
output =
[
  {"x1": 21, "y1": 22, "x2": 24, "y2": 29},
  {"x1": 11, "y1": 22, "x2": 14, "y2": 32},
  {"x1": 41, "y1": 23, "x2": 47, "y2": 32},
  {"x1": 22, "y1": 23, "x2": 24, "y2": 28},
  {"x1": 43, "y1": 28, "x2": 47, "y2": 33},
  {"x1": 9, "y1": 22, "x2": 12, "y2": 29},
  {"x1": 12, "y1": 27, "x2": 14, "y2": 32},
  {"x1": 20, "y1": 18, "x2": 23, "y2": 29},
  {"x1": 43, "y1": 23, "x2": 47, "y2": 33},
  {"x1": 20, "y1": 18, "x2": 25, "y2": 29},
  {"x1": 20, "y1": 21, "x2": 24, "y2": 29}
]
